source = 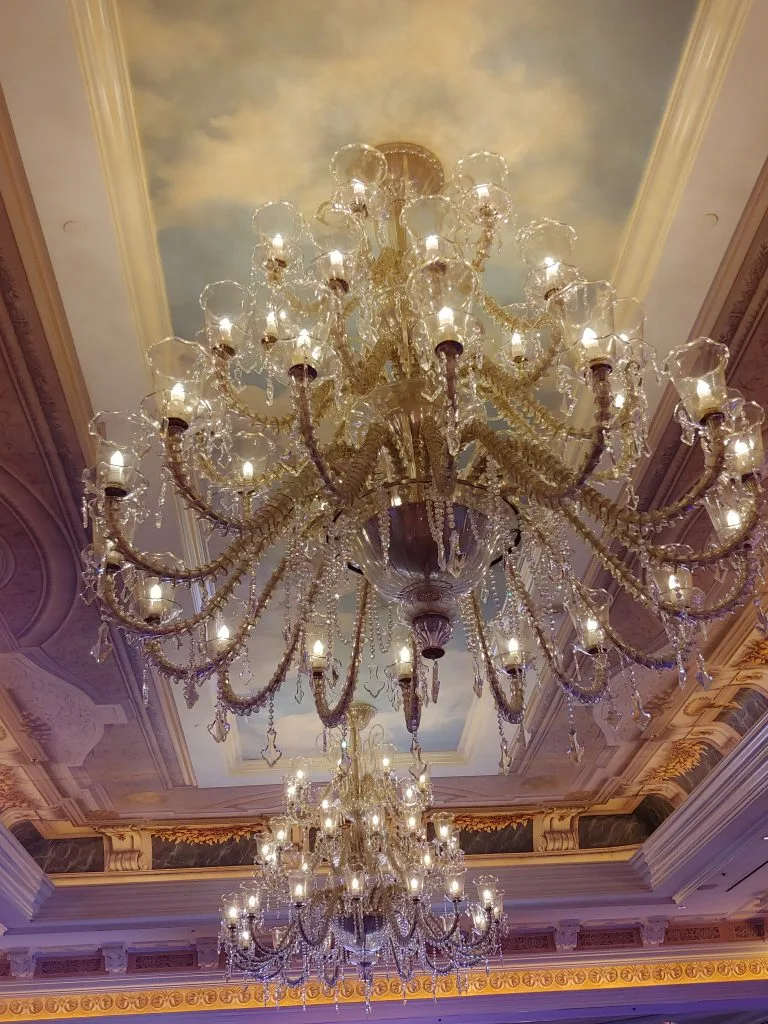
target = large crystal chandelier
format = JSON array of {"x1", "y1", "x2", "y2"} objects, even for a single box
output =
[
  {"x1": 219, "y1": 703, "x2": 504, "y2": 1003},
  {"x1": 82, "y1": 142, "x2": 766, "y2": 762}
]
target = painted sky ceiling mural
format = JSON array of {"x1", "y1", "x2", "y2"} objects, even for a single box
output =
[{"x1": 118, "y1": 0, "x2": 696, "y2": 339}]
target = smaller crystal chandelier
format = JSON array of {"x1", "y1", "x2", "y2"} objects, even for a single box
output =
[{"x1": 219, "y1": 704, "x2": 505, "y2": 1003}]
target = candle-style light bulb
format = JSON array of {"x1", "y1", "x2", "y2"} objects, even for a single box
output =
[
  {"x1": 110, "y1": 450, "x2": 125, "y2": 468},
  {"x1": 438, "y1": 306, "x2": 455, "y2": 328},
  {"x1": 586, "y1": 617, "x2": 599, "y2": 633},
  {"x1": 696, "y1": 378, "x2": 712, "y2": 399},
  {"x1": 581, "y1": 327, "x2": 598, "y2": 348},
  {"x1": 425, "y1": 234, "x2": 439, "y2": 252},
  {"x1": 668, "y1": 574, "x2": 679, "y2": 591},
  {"x1": 219, "y1": 317, "x2": 233, "y2": 340},
  {"x1": 272, "y1": 233, "x2": 284, "y2": 255},
  {"x1": 217, "y1": 623, "x2": 230, "y2": 642},
  {"x1": 507, "y1": 637, "x2": 519, "y2": 654},
  {"x1": 726, "y1": 509, "x2": 742, "y2": 529},
  {"x1": 399, "y1": 646, "x2": 411, "y2": 663},
  {"x1": 242, "y1": 460, "x2": 254, "y2": 482},
  {"x1": 313, "y1": 639, "x2": 324, "y2": 656},
  {"x1": 149, "y1": 583, "x2": 163, "y2": 601},
  {"x1": 328, "y1": 249, "x2": 344, "y2": 273},
  {"x1": 170, "y1": 382, "x2": 186, "y2": 402}
]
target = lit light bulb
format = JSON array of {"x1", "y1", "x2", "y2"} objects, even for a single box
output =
[
  {"x1": 398, "y1": 646, "x2": 411, "y2": 664},
  {"x1": 482, "y1": 888, "x2": 492, "y2": 904},
  {"x1": 407, "y1": 814, "x2": 417, "y2": 829},
  {"x1": 242, "y1": 460, "x2": 254, "y2": 482},
  {"x1": 217, "y1": 623, "x2": 230, "y2": 642},
  {"x1": 109, "y1": 450, "x2": 125, "y2": 468},
  {"x1": 423, "y1": 851, "x2": 432, "y2": 868},
  {"x1": 351, "y1": 877, "x2": 359, "y2": 891},
  {"x1": 507, "y1": 637, "x2": 519, "y2": 654},
  {"x1": 510, "y1": 330, "x2": 523, "y2": 349},
  {"x1": 381, "y1": 755, "x2": 390, "y2": 769},
  {"x1": 240, "y1": 929, "x2": 250, "y2": 943},
  {"x1": 321, "y1": 798, "x2": 330, "y2": 810},
  {"x1": 294, "y1": 882, "x2": 304, "y2": 898},
  {"x1": 297, "y1": 328, "x2": 311, "y2": 352},
  {"x1": 312, "y1": 640, "x2": 325, "y2": 657},
  {"x1": 371, "y1": 813, "x2": 380, "y2": 828},
  {"x1": 450, "y1": 879, "x2": 460, "y2": 893},
  {"x1": 726, "y1": 509, "x2": 742, "y2": 529},
  {"x1": 581, "y1": 327, "x2": 598, "y2": 348},
  {"x1": 295, "y1": 768, "x2": 305, "y2": 780},
  {"x1": 734, "y1": 439, "x2": 750, "y2": 455},
  {"x1": 543, "y1": 255, "x2": 560, "y2": 281},
  {"x1": 170, "y1": 382, "x2": 185, "y2": 402},
  {"x1": 265, "y1": 311, "x2": 278, "y2": 336},
  {"x1": 410, "y1": 877, "x2": 419, "y2": 891},
  {"x1": 328, "y1": 249, "x2": 344, "y2": 273},
  {"x1": 476, "y1": 185, "x2": 490, "y2": 200},
  {"x1": 219, "y1": 317, "x2": 233, "y2": 339},
  {"x1": 614, "y1": 392, "x2": 626, "y2": 409},
  {"x1": 286, "y1": 783, "x2": 296, "y2": 798},
  {"x1": 438, "y1": 306, "x2": 455, "y2": 328},
  {"x1": 404, "y1": 787, "x2": 414, "y2": 801},
  {"x1": 586, "y1": 617, "x2": 599, "y2": 633},
  {"x1": 227, "y1": 905, "x2": 238, "y2": 920},
  {"x1": 668, "y1": 574, "x2": 680, "y2": 591},
  {"x1": 696, "y1": 379, "x2": 712, "y2": 399},
  {"x1": 272, "y1": 233, "x2": 284, "y2": 256},
  {"x1": 352, "y1": 180, "x2": 366, "y2": 199},
  {"x1": 149, "y1": 583, "x2": 163, "y2": 601},
  {"x1": 247, "y1": 894, "x2": 258, "y2": 909},
  {"x1": 425, "y1": 234, "x2": 439, "y2": 252},
  {"x1": 439, "y1": 824, "x2": 449, "y2": 839},
  {"x1": 391, "y1": 494, "x2": 403, "y2": 507},
  {"x1": 324, "y1": 815, "x2": 334, "y2": 830}
]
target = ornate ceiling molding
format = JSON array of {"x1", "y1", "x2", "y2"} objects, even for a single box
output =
[{"x1": 0, "y1": 954, "x2": 767, "y2": 1019}]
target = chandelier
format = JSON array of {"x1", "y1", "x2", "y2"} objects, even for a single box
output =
[
  {"x1": 82, "y1": 141, "x2": 766, "y2": 764},
  {"x1": 219, "y1": 703, "x2": 504, "y2": 1003}
]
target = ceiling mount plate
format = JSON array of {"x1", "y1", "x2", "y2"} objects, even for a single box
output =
[{"x1": 376, "y1": 142, "x2": 445, "y2": 198}]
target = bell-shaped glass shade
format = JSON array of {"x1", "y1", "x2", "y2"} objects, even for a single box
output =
[{"x1": 665, "y1": 338, "x2": 729, "y2": 422}]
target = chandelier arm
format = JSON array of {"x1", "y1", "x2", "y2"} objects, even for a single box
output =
[
  {"x1": 614, "y1": 477, "x2": 765, "y2": 567},
  {"x1": 421, "y1": 415, "x2": 453, "y2": 497},
  {"x1": 399, "y1": 675, "x2": 422, "y2": 735},
  {"x1": 479, "y1": 358, "x2": 593, "y2": 440},
  {"x1": 461, "y1": 421, "x2": 568, "y2": 495},
  {"x1": 347, "y1": 331, "x2": 398, "y2": 394},
  {"x1": 217, "y1": 569, "x2": 323, "y2": 715},
  {"x1": 471, "y1": 593, "x2": 524, "y2": 724},
  {"x1": 577, "y1": 417, "x2": 727, "y2": 533},
  {"x1": 145, "y1": 556, "x2": 289, "y2": 679},
  {"x1": 384, "y1": 898, "x2": 421, "y2": 945},
  {"x1": 164, "y1": 430, "x2": 248, "y2": 530},
  {"x1": 504, "y1": 557, "x2": 610, "y2": 703},
  {"x1": 212, "y1": 355, "x2": 335, "y2": 433},
  {"x1": 560, "y1": 500, "x2": 759, "y2": 623},
  {"x1": 419, "y1": 903, "x2": 461, "y2": 943},
  {"x1": 292, "y1": 376, "x2": 342, "y2": 496},
  {"x1": 103, "y1": 497, "x2": 246, "y2": 582},
  {"x1": 333, "y1": 425, "x2": 394, "y2": 504},
  {"x1": 470, "y1": 215, "x2": 497, "y2": 272},
  {"x1": 478, "y1": 318, "x2": 562, "y2": 388},
  {"x1": 310, "y1": 581, "x2": 370, "y2": 728},
  {"x1": 101, "y1": 547, "x2": 255, "y2": 638},
  {"x1": 295, "y1": 899, "x2": 335, "y2": 949}
]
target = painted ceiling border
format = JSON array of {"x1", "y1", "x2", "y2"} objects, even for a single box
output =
[{"x1": 1, "y1": 954, "x2": 767, "y2": 1019}]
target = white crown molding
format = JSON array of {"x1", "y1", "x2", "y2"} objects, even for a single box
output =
[
  {"x1": 633, "y1": 715, "x2": 768, "y2": 900},
  {"x1": 611, "y1": 0, "x2": 752, "y2": 299},
  {"x1": 0, "y1": 90, "x2": 95, "y2": 464},
  {"x1": 0, "y1": 824, "x2": 53, "y2": 931}
]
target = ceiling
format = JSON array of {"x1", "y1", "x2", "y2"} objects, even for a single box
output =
[
  {"x1": 117, "y1": 0, "x2": 695, "y2": 337},
  {"x1": 2, "y1": 0, "x2": 768, "y2": 1020}
]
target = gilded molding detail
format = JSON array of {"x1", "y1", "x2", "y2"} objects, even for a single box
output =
[
  {"x1": 147, "y1": 822, "x2": 264, "y2": 845},
  {"x1": 449, "y1": 810, "x2": 535, "y2": 833},
  {"x1": 2, "y1": 958, "x2": 768, "y2": 1019},
  {"x1": 735, "y1": 637, "x2": 768, "y2": 670},
  {"x1": 640, "y1": 739, "x2": 708, "y2": 787},
  {"x1": 0, "y1": 765, "x2": 37, "y2": 815},
  {"x1": 683, "y1": 695, "x2": 740, "y2": 717}
]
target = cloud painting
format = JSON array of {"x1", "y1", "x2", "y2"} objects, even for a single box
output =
[{"x1": 118, "y1": 0, "x2": 695, "y2": 338}]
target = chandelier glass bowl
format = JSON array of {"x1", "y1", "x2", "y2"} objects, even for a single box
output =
[
  {"x1": 82, "y1": 141, "x2": 766, "y2": 760},
  {"x1": 219, "y1": 703, "x2": 504, "y2": 1002}
]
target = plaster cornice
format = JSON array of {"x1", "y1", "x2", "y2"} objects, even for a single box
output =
[{"x1": 0, "y1": 953, "x2": 767, "y2": 1019}]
